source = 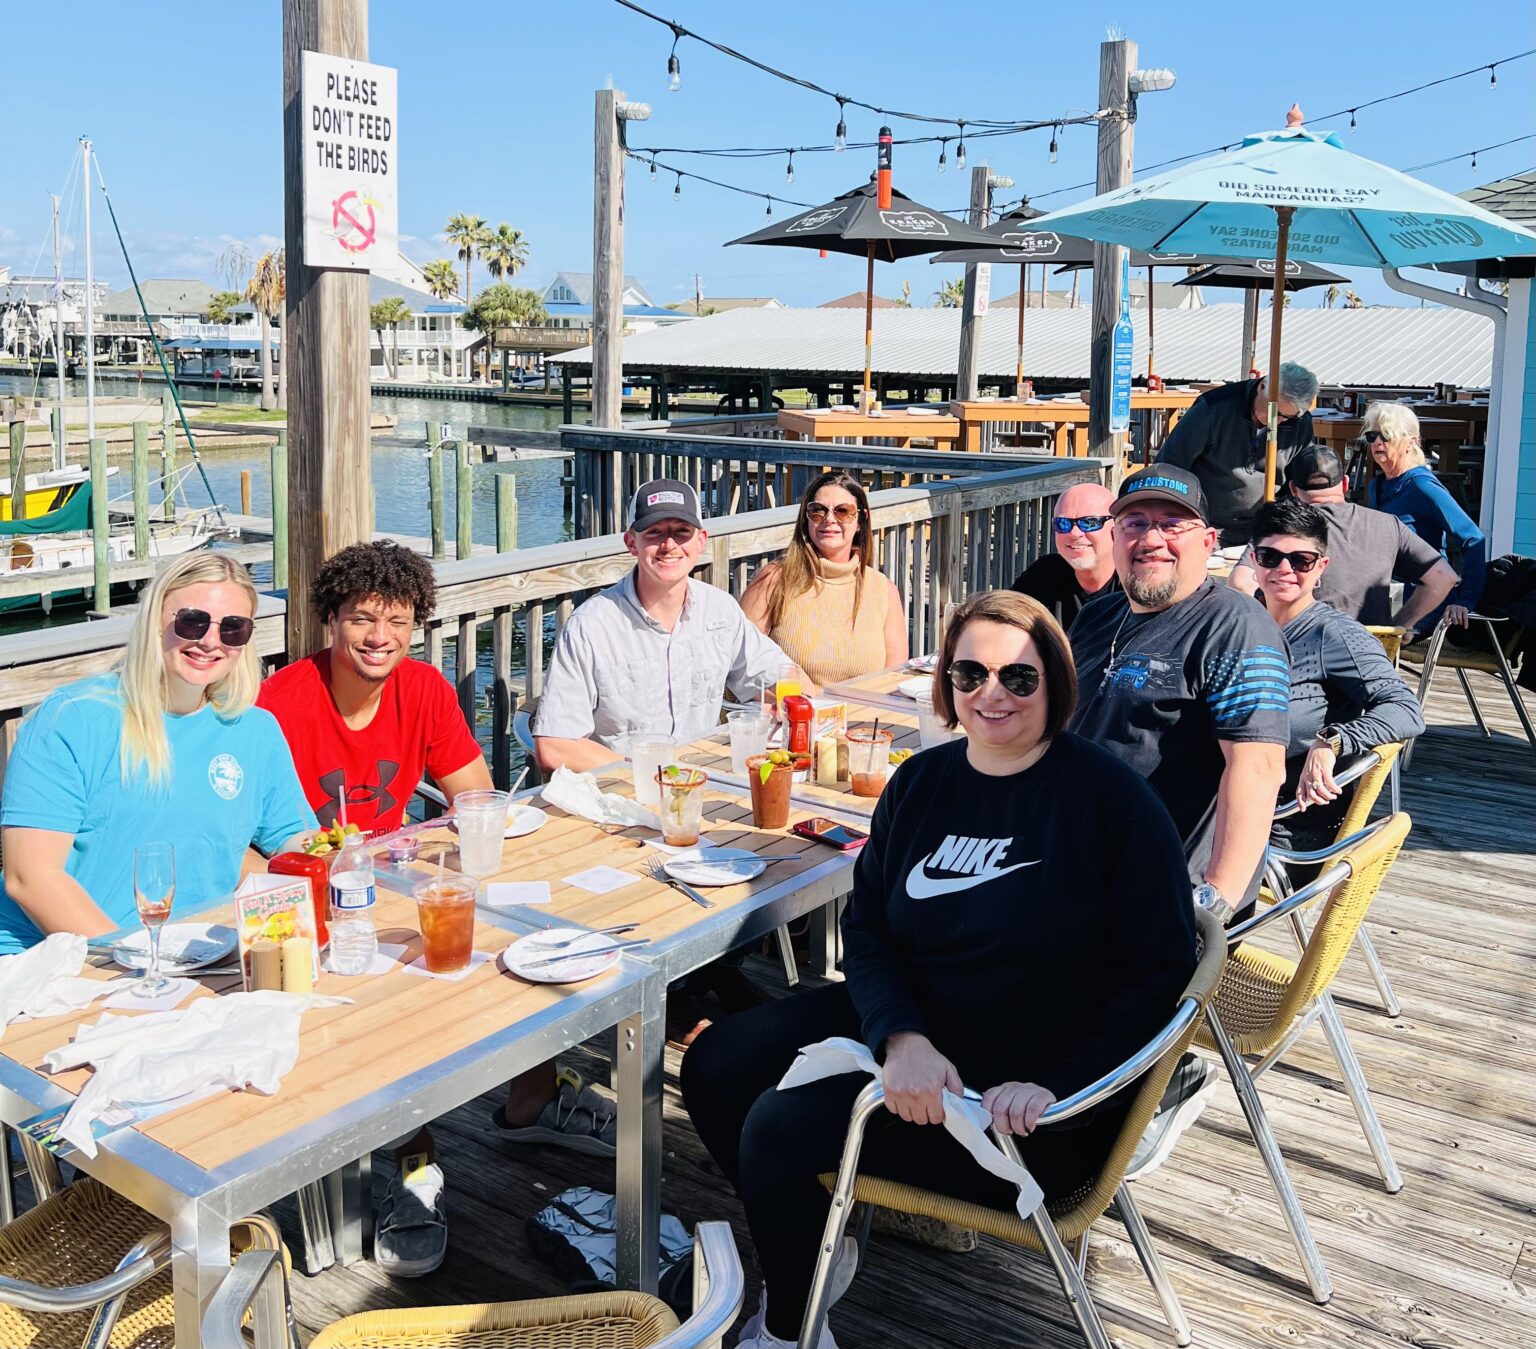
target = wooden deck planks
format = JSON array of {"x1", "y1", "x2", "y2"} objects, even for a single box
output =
[{"x1": 265, "y1": 673, "x2": 1535, "y2": 1348}]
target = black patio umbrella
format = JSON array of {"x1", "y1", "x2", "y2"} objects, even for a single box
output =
[{"x1": 727, "y1": 181, "x2": 996, "y2": 407}]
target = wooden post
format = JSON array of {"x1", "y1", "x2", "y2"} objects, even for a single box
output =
[
  {"x1": 7, "y1": 421, "x2": 24, "y2": 523},
  {"x1": 89, "y1": 436, "x2": 110, "y2": 613},
  {"x1": 955, "y1": 164, "x2": 992, "y2": 401},
  {"x1": 456, "y1": 440, "x2": 473, "y2": 559},
  {"x1": 561, "y1": 365, "x2": 574, "y2": 425},
  {"x1": 496, "y1": 472, "x2": 518, "y2": 551},
  {"x1": 426, "y1": 421, "x2": 445, "y2": 559},
  {"x1": 591, "y1": 88, "x2": 626, "y2": 429},
  {"x1": 1089, "y1": 37, "x2": 1135, "y2": 460},
  {"x1": 271, "y1": 431, "x2": 290, "y2": 590},
  {"x1": 1262, "y1": 206, "x2": 1295, "y2": 502},
  {"x1": 1239, "y1": 287, "x2": 1258, "y2": 379},
  {"x1": 283, "y1": 0, "x2": 373, "y2": 658},
  {"x1": 240, "y1": 469, "x2": 253, "y2": 515},
  {"x1": 131, "y1": 421, "x2": 150, "y2": 562},
  {"x1": 161, "y1": 403, "x2": 177, "y2": 523}
]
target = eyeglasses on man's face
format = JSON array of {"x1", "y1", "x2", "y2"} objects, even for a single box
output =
[{"x1": 1114, "y1": 515, "x2": 1206, "y2": 540}]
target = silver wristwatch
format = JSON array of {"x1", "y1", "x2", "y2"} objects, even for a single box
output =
[{"x1": 1193, "y1": 882, "x2": 1234, "y2": 919}]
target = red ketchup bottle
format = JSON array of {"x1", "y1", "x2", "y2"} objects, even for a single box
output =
[
  {"x1": 269, "y1": 852, "x2": 330, "y2": 947},
  {"x1": 782, "y1": 694, "x2": 815, "y2": 757}
]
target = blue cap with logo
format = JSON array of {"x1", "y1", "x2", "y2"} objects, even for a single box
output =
[{"x1": 1110, "y1": 466, "x2": 1208, "y2": 521}]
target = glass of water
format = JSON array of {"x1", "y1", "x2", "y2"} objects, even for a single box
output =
[
  {"x1": 727, "y1": 710, "x2": 772, "y2": 775},
  {"x1": 453, "y1": 789, "x2": 510, "y2": 877},
  {"x1": 916, "y1": 700, "x2": 959, "y2": 750},
  {"x1": 132, "y1": 843, "x2": 175, "y2": 998},
  {"x1": 630, "y1": 735, "x2": 677, "y2": 809}
]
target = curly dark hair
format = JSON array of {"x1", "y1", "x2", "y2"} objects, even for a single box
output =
[{"x1": 310, "y1": 540, "x2": 437, "y2": 623}]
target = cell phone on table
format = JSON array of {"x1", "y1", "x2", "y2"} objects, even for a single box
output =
[{"x1": 791, "y1": 817, "x2": 870, "y2": 850}]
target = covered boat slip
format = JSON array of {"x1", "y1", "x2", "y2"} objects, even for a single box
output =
[{"x1": 276, "y1": 679, "x2": 1536, "y2": 1349}]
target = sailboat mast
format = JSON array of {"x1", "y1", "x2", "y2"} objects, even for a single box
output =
[
  {"x1": 80, "y1": 137, "x2": 96, "y2": 448},
  {"x1": 51, "y1": 192, "x2": 66, "y2": 470}
]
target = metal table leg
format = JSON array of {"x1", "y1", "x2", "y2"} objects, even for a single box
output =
[
  {"x1": 810, "y1": 897, "x2": 844, "y2": 981},
  {"x1": 170, "y1": 1200, "x2": 232, "y2": 1349},
  {"x1": 615, "y1": 976, "x2": 664, "y2": 1294},
  {"x1": 324, "y1": 1154, "x2": 372, "y2": 1266}
]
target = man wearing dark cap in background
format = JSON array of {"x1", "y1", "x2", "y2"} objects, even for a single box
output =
[
  {"x1": 1226, "y1": 444, "x2": 1458, "y2": 629},
  {"x1": 1069, "y1": 465, "x2": 1290, "y2": 1170},
  {"x1": 1156, "y1": 361, "x2": 1319, "y2": 545}
]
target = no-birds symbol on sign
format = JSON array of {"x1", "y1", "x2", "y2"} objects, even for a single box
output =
[{"x1": 331, "y1": 190, "x2": 381, "y2": 253}]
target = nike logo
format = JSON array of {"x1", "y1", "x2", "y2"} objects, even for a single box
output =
[{"x1": 904, "y1": 834, "x2": 1039, "y2": 900}]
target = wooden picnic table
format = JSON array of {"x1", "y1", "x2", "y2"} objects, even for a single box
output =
[
  {"x1": 777, "y1": 407, "x2": 962, "y2": 452},
  {"x1": 0, "y1": 890, "x2": 658, "y2": 1345},
  {"x1": 948, "y1": 391, "x2": 1199, "y2": 459}
]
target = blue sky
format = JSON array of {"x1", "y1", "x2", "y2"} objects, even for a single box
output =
[{"x1": 2, "y1": 1, "x2": 1531, "y2": 308}]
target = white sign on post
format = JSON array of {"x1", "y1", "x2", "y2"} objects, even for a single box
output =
[{"x1": 300, "y1": 50, "x2": 398, "y2": 271}]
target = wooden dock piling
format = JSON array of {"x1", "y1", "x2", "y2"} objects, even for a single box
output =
[
  {"x1": 6, "y1": 421, "x2": 24, "y2": 523},
  {"x1": 131, "y1": 422, "x2": 150, "y2": 562},
  {"x1": 240, "y1": 470, "x2": 253, "y2": 515},
  {"x1": 455, "y1": 437, "x2": 473, "y2": 560},
  {"x1": 426, "y1": 421, "x2": 445, "y2": 560},
  {"x1": 161, "y1": 392, "x2": 177, "y2": 522},
  {"x1": 271, "y1": 432, "x2": 290, "y2": 590},
  {"x1": 496, "y1": 473, "x2": 517, "y2": 552}
]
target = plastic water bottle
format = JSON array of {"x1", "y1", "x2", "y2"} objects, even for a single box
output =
[{"x1": 327, "y1": 832, "x2": 378, "y2": 975}]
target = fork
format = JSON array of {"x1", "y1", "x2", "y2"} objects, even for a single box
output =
[
  {"x1": 536, "y1": 923, "x2": 639, "y2": 951},
  {"x1": 640, "y1": 854, "x2": 716, "y2": 909}
]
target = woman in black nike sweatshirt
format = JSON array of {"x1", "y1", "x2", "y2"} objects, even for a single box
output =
[{"x1": 682, "y1": 590, "x2": 1198, "y2": 1349}]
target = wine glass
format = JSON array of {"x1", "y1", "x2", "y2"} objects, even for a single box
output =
[{"x1": 132, "y1": 843, "x2": 176, "y2": 998}]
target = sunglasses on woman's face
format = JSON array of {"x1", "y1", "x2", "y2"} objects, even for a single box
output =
[
  {"x1": 805, "y1": 502, "x2": 862, "y2": 523},
  {"x1": 172, "y1": 607, "x2": 256, "y2": 647},
  {"x1": 1251, "y1": 546, "x2": 1323, "y2": 574},
  {"x1": 1052, "y1": 515, "x2": 1110, "y2": 535},
  {"x1": 1360, "y1": 429, "x2": 1387, "y2": 445},
  {"x1": 947, "y1": 659, "x2": 1041, "y2": 698}
]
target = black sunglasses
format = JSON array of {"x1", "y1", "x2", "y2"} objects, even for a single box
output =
[
  {"x1": 1052, "y1": 515, "x2": 1110, "y2": 535},
  {"x1": 172, "y1": 607, "x2": 256, "y2": 647},
  {"x1": 947, "y1": 659, "x2": 1041, "y2": 698},
  {"x1": 1252, "y1": 546, "x2": 1323, "y2": 574},
  {"x1": 1359, "y1": 429, "x2": 1387, "y2": 445}
]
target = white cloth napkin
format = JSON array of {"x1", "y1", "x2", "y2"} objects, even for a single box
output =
[
  {"x1": 0, "y1": 934, "x2": 111, "y2": 1034},
  {"x1": 43, "y1": 989, "x2": 349, "y2": 1157},
  {"x1": 541, "y1": 766, "x2": 659, "y2": 830},
  {"x1": 777, "y1": 1037, "x2": 1044, "y2": 1220}
]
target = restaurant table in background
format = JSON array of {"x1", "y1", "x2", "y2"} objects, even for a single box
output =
[
  {"x1": 778, "y1": 406, "x2": 962, "y2": 452},
  {"x1": 0, "y1": 893, "x2": 659, "y2": 1346},
  {"x1": 1311, "y1": 414, "x2": 1468, "y2": 470},
  {"x1": 948, "y1": 390, "x2": 1198, "y2": 459}
]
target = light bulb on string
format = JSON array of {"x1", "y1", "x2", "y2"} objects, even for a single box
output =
[
  {"x1": 1049, "y1": 124, "x2": 1059, "y2": 164},
  {"x1": 955, "y1": 121, "x2": 967, "y2": 173},
  {"x1": 765, "y1": 197, "x2": 773, "y2": 218},
  {"x1": 785, "y1": 151, "x2": 795, "y2": 185},
  {"x1": 1471, "y1": 151, "x2": 1478, "y2": 169},
  {"x1": 834, "y1": 97, "x2": 848, "y2": 152},
  {"x1": 937, "y1": 139, "x2": 948, "y2": 174},
  {"x1": 666, "y1": 26, "x2": 682, "y2": 92},
  {"x1": 1349, "y1": 109, "x2": 1357, "y2": 128},
  {"x1": 649, "y1": 157, "x2": 658, "y2": 181},
  {"x1": 1489, "y1": 64, "x2": 1498, "y2": 87},
  {"x1": 674, "y1": 172, "x2": 682, "y2": 200}
]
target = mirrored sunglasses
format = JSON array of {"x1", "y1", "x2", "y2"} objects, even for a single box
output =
[
  {"x1": 1052, "y1": 515, "x2": 1110, "y2": 535},
  {"x1": 1252, "y1": 546, "x2": 1323, "y2": 574},
  {"x1": 805, "y1": 502, "x2": 862, "y2": 523},
  {"x1": 947, "y1": 659, "x2": 1041, "y2": 698},
  {"x1": 172, "y1": 608, "x2": 255, "y2": 647}
]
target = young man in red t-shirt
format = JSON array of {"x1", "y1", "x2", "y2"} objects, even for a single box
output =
[{"x1": 259, "y1": 541, "x2": 616, "y2": 1276}]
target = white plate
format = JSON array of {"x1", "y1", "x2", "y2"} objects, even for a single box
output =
[
  {"x1": 905, "y1": 653, "x2": 938, "y2": 673},
  {"x1": 897, "y1": 675, "x2": 934, "y2": 700},
  {"x1": 1206, "y1": 556, "x2": 1226, "y2": 570},
  {"x1": 112, "y1": 922, "x2": 237, "y2": 974},
  {"x1": 663, "y1": 848, "x2": 768, "y2": 888},
  {"x1": 504, "y1": 804, "x2": 548, "y2": 840},
  {"x1": 500, "y1": 928, "x2": 621, "y2": 984},
  {"x1": 1220, "y1": 545, "x2": 1248, "y2": 561}
]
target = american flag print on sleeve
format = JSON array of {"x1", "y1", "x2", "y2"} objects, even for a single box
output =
[{"x1": 1202, "y1": 643, "x2": 1291, "y2": 739}]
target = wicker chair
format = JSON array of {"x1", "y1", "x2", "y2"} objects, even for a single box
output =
[
  {"x1": 203, "y1": 1221, "x2": 744, "y2": 1349},
  {"x1": 0, "y1": 1176, "x2": 284, "y2": 1349},
  {"x1": 801, "y1": 906, "x2": 1228, "y2": 1349},
  {"x1": 1199, "y1": 812, "x2": 1411, "y2": 1307},
  {"x1": 1401, "y1": 613, "x2": 1535, "y2": 754},
  {"x1": 1270, "y1": 744, "x2": 1406, "y2": 1017}
]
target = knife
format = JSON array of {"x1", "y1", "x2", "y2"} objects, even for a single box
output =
[{"x1": 519, "y1": 937, "x2": 651, "y2": 970}]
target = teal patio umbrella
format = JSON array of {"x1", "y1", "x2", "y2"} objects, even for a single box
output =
[{"x1": 1016, "y1": 107, "x2": 1536, "y2": 495}]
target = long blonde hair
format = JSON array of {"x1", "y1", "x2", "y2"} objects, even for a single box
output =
[
  {"x1": 764, "y1": 471, "x2": 874, "y2": 633},
  {"x1": 117, "y1": 553, "x2": 261, "y2": 786}
]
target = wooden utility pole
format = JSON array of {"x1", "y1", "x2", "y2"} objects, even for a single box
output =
[
  {"x1": 592, "y1": 89, "x2": 627, "y2": 430},
  {"x1": 1089, "y1": 37, "x2": 1135, "y2": 459},
  {"x1": 282, "y1": 0, "x2": 372, "y2": 655},
  {"x1": 955, "y1": 164, "x2": 992, "y2": 401}
]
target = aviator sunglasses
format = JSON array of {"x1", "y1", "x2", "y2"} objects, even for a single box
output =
[
  {"x1": 1252, "y1": 546, "x2": 1323, "y2": 573},
  {"x1": 947, "y1": 659, "x2": 1041, "y2": 698},
  {"x1": 805, "y1": 501, "x2": 863, "y2": 523},
  {"x1": 172, "y1": 608, "x2": 256, "y2": 647},
  {"x1": 1052, "y1": 515, "x2": 1110, "y2": 534}
]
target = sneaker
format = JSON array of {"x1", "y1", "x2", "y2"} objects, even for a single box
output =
[
  {"x1": 375, "y1": 1155, "x2": 447, "y2": 1277},
  {"x1": 735, "y1": 1238, "x2": 856, "y2": 1349},
  {"x1": 1127, "y1": 1053, "x2": 1219, "y2": 1179},
  {"x1": 493, "y1": 1078, "x2": 617, "y2": 1157}
]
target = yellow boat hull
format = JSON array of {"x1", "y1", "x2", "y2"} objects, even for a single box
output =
[{"x1": 0, "y1": 480, "x2": 84, "y2": 521}]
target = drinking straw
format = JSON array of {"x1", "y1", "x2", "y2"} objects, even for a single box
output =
[
  {"x1": 437, "y1": 846, "x2": 447, "y2": 888},
  {"x1": 338, "y1": 775, "x2": 348, "y2": 831}
]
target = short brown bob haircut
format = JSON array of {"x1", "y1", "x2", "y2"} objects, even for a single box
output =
[
  {"x1": 311, "y1": 539, "x2": 437, "y2": 625},
  {"x1": 932, "y1": 589, "x2": 1077, "y2": 739}
]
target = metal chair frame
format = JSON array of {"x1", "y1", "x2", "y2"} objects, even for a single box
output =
[
  {"x1": 1204, "y1": 814, "x2": 1410, "y2": 1306},
  {"x1": 1403, "y1": 613, "x2": 1536, "y2": 755},
  {"x1": 801, "y1": 908, "x2": 1227, "y2": 1349},
  {"x1": 203, "y1": 1221, "x2": 744, "y2": 1349}
]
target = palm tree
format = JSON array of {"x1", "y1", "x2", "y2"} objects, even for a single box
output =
[
  {"x1": 444, "y1": 213, "x2": 491, "y2": 302},
  {"x1": 369, "y1": 300, "x2": 395, "y2": 379},
  {"x1": 481, "y1": 224, "x2": 530, "y2": 284},
  {"x1": 245, "y1": 249, "x2": 285, "y2": 411},
  {"x1": 367, "y1": 296, "x2": 413, "y2": 379},
  {"x1": 933, "y1": 278, "x2": 966, "y2": 308},
  {"x1": 422, "y1": 259, "x2": 460, "y2": 300},
  {"x1": 1323, "y1": 283, "x2": 1340, "y2": 309},
  {"x1": 1343, "y1": 288, "x2": 1364, "y2": 309},
  {"x1": 459, "y1": 284, "x2": 547, "y2": 383},
  {"x1": 206, "y1": 291, "x2": 243, "y2": 325}
]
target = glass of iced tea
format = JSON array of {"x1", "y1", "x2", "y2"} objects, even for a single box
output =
[
  {"x1": 846, "y1": 727, "x2": 894, "y2": 798},
  {"x1": 131, "y1": 842, "x2": 176, "y2": 997},
  {"x1": 655, "y1": 765, "x2": 709, "y2": 846},
  {"x1": 414, "y1": 875, "x2": 478, "y2": 974}
]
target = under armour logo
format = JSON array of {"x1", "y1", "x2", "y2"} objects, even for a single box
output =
[{"x1": 317, "y1": 761, "x2": 400, "y2": 827}]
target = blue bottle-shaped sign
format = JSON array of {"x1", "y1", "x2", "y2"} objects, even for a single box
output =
[{"x1": 1110, "y1": 250, "x2": 1134, "y2": 433}]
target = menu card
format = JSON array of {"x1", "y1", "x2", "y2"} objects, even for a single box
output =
[{"x1": 234, "y1": 874, "x2": 319, "y2": 991}]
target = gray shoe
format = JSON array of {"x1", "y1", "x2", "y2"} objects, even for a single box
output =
[
  {"x1": 375, "y1": 1160, "x2": 447, "y2": 1278},
  {"x1": 1127, "y1": 1053, "x2": 1219, "y2": 1179},
  {"x1": 494, "y1": 1081, "x2": 617, "y2": 1157}
]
